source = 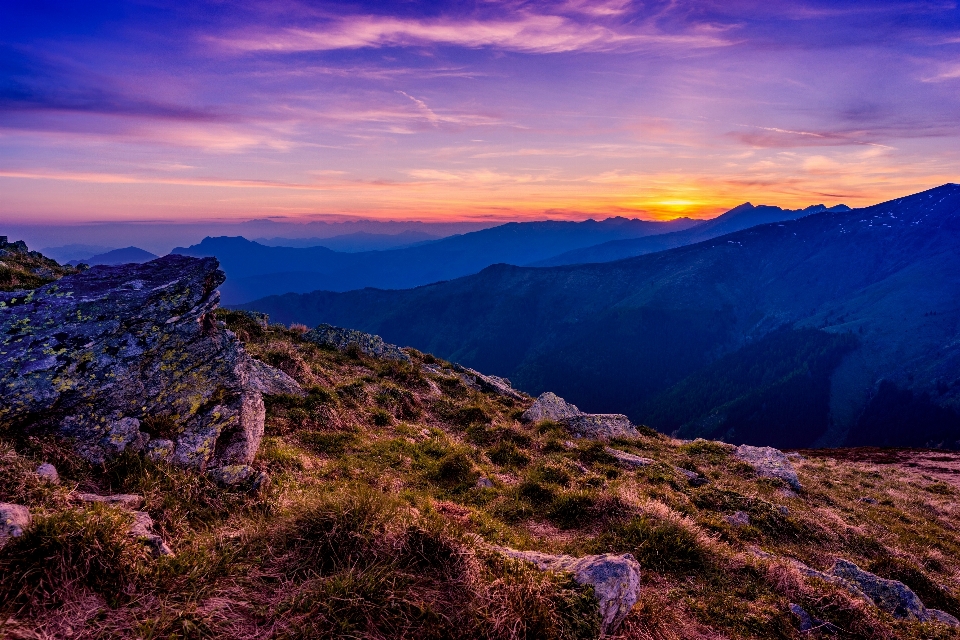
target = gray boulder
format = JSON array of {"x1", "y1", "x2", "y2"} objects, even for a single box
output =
[
  {"x1": 303, "y1": 324, "x2": 410, "y2": 362},
  {"x1": 734, "y1": 445, "x2": 801, "y2": 490},
  {"x1": 828, "y1": 560, "x2": 959, "y2": 626},
  {"x1": 35, "y1": 463, "x2": 59, "y2": 485},
  {"x1": 0, "y1": 255, "x2": 301, "y2": 471},
  {"x1": 523, "y1": 392, "x2": 639, "y2": 440},
  {"x1": 0, "y1": 503, "x2": 31, "y2": 542},
  {"x1": 522, "y1": 392, "x2": 582, "y2": 422},
  {"x1": 497, "y1": 548, "x2": 641, "y2": 635}
]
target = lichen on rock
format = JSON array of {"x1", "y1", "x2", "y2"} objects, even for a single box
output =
[{"x1": 0, "y1": 255, "x2": 301, "y2": 470}]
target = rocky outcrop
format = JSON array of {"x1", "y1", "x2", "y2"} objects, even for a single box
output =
[
  {"x1": 752, "y1": 550, "x2": 960, "y2": 628},
  {"x1": 604, "y1": 447, "x2": 654, "y2": 468},
  {"x1": 734, "y1": 445, "x2": 801, "y2": 490},
  {"x1": 523, "y1": 392, "x2": 639, "y2": 440},
  {"x1": 303, "y1": 324, "x2": 411, "y2": 362},
  {"x1": 497, "y1": 548, "x2": 641, "y2": 635},
  {"x1": 828, "y1": 560, "x2": 959, "y2": 626},
  {"x1": 0, "y1": 255, "x2": 301, "y2": 471},
  {"x1": 451, "y1": 363, "x2": 525, "y2": 401},
  {"x1": 0, "y1": 503, "x2": 30, "y2": 543}
]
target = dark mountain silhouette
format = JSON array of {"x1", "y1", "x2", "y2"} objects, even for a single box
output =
[
  {"x1": 255, "y1": 230, "x2": 442, "y2": 252},
  {"x1": 535, "y1": 202, "x2": 850, "y2": 266},
  {"x1": 67, "y1": 246, "x2": 158, "y2": 266},
  {"x1": 39, "y1": 244, "x2": 115, "y2": 263},
  {"x1": 173, "y1": 217, "x2": 699, "y2": 304},
  {"x1": 238, "y1": 184, "x2": 960, "y2": 449}
]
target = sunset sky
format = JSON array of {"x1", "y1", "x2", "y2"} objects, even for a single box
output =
[{"x1": 2, "y1": 0, "x2": 959, "y2": 223}]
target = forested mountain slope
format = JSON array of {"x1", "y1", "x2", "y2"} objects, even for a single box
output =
[{"x1": 241, "y1": 184, "x2": 960, "y2": 448}]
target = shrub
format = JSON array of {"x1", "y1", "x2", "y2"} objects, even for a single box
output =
[
  {"x1": 607, "y1": 515, "x2": 707, "y2": 573},
  {"x1": 488, "y1": 442, "x2": 530, "y2": 469},
  {"x1": 548, "y1": 491, "x2": 598, "y2": 529},
  {"x1": 0, "y1": 505, "x2": 147, "y2": 611},
  {"x1": 430, "y1": 451, "x2": 479, "y2": 488},
  {"x1": 576, "y1": 442, "x2": 615, "y2": 465},
  {"x1": 527, "y1": 463, "x2": 571, "y2": 487},
  {"x1": 518, "y1": 480, "x2": 556, "y2": 506},
  {"x1": 371, "y1": 408, "x2": 393, "y2": 426}
]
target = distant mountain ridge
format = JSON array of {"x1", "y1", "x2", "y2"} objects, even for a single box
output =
[
  {"x1": 174, "y1": 217, "x2": 699, "y2": 304},
  {"x1": 254, "y1": 230, "x2": 442, "y2": 252},
  {"x1": 67, "y1": 246, "x2": 158, "y2": 266},
  {"x1": 239, "y1": 184, "x2": 960, "y2": 449},
  {"x1": 535, "y1": 202, "x2": 850, "y2": 266}
]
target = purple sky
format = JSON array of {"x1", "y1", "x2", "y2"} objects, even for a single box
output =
[{"x1": 2, "y1": 1, "x2": 959, "y2": 223}]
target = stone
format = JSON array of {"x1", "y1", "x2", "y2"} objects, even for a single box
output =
[
  {"x1": 926, "y1": 609, "x2": 960, "y2": 627},
  {"x1": 522, "y1": 392, "x2": 583, "y2": 422},
  {"x1": 0, "y1": 255, "x2": 302, "y2": 470},
  {"x1": 735, "y1": 445, "x2": 801, "y2": 490},
  {"x1": 129, "y1": 511, "x2": 174, "y2": 557},
  {"x1": 828, "y1": 559, "x2": 935, "y2": 622},
  {"x1": 303, "y1": 324, "x2": 411, "y2": 362},
  {"x1": 208, "y1": 464, "x2": 269, "y2": 492},
  {"x1": 788, "y1": 603, "x2": 814, "y2": 632},
  {"x1": 476, "y1": 476, "x2": 494, "y2": 488},
  {"x1": 35, "y1": 463, "x2": 59, "y2": 485},
  {"x1": 604, "y1": 447, "x2": 654, "y2": 468},
  {"x1": 74, "y1": 492, "x2": 144, "y2": 509},
  {"x1": 724, "y1": 511, "x2": 750, "y2": 527},
  {"x1": 497, "y1": 548, "x2": 641, "y2": 635},
  {"x1": 523, "y1": 392, "x2": 639, "y2": 440},
  {"x1": 451, "y1": 363, "x2": 526, "y2": 401},
  {"x1": 0, "y1": 503, "x2": 31, "y2": 542}
]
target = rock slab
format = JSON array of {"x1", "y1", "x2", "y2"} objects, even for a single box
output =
[
  {"x1": 523, "y1": 392, "x2": 639, "y2": 440},
  {"x1": 734, "y1": 445, "x2": 801, "y2": 490},
  {"x1": 0, "y1": 255, "x2": 301, "y2": 470},
  {"x1": 498, "y1": 548, "x2": 641, "y2": 635},
  {"x1": 828, "y1": 559, "x2": 960, "y2": 626},
  {"x1": 451, "y1": 363, "x2": 526, "y2": 400},
  {"x1": 303, "y1": 324, "x2": 411, "y2": 362}
]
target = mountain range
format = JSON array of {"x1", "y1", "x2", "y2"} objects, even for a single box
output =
[
  {"x1": 238, "y1": 184, "x2": 960, "y2": 449},
  {"x1": 174, "y1": 217, "x2": 699, "y2": 304},
  {"x1": 254, "y1": 230, "x2": 442, "y2": 252},
  {"x1": 67, "y1": 246, "x2": 159, "y2": 266},
  {"x1": 534, "y1": 203, "x2": 850, "y2": 266}
]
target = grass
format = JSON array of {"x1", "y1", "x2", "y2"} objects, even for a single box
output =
[{"x1": 2, "y1": 310, "x2": 960, "y2": 638}]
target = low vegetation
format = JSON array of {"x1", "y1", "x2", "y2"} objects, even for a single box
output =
[{"x1": 2, "y1": 310, "x2": 960, "y2": 638}]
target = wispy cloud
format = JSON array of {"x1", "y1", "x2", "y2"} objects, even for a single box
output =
[{"x1": 212, "y1": 13, "x2": 729, "y2": 55}]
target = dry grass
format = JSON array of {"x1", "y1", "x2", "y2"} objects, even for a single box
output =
[{"x1": 2, "y1": 310, "x2": 960, "y2": 638}]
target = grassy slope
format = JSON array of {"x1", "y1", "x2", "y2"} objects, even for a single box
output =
[
  {"x1": 1, "y1": 313, "x2": 959, "y2": 639},
  {"x1": 0, "y1": 238, "x2": 80, "y2": 292}
]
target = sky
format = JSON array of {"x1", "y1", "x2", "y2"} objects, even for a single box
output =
[{"x1": 2, "y1": 0, "x2": 959, "y2": 224}]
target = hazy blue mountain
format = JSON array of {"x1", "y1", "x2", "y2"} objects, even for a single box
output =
[
  {"x1": 40, "y1": 244, "x2": 115, "y2": 263},
  {"x1": 255, "y1": 230, "x2": 442, "y2": 252},
  {"x1": 534, "y1": 202, "x2": 850, "y2": 266},
  {"x1": 238, "y1": 184, "x2": 960, "y2": 449},
  {"x1": 174, "y1": 217, "x2": 699, "y2": 304},
  {"x1": 68, "y1": 246, "x2": 159, "y2": 266}
]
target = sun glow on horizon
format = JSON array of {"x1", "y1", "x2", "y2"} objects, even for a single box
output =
[{"x1": 1, "y1": 2, "x2": 958, "y2": 225}]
